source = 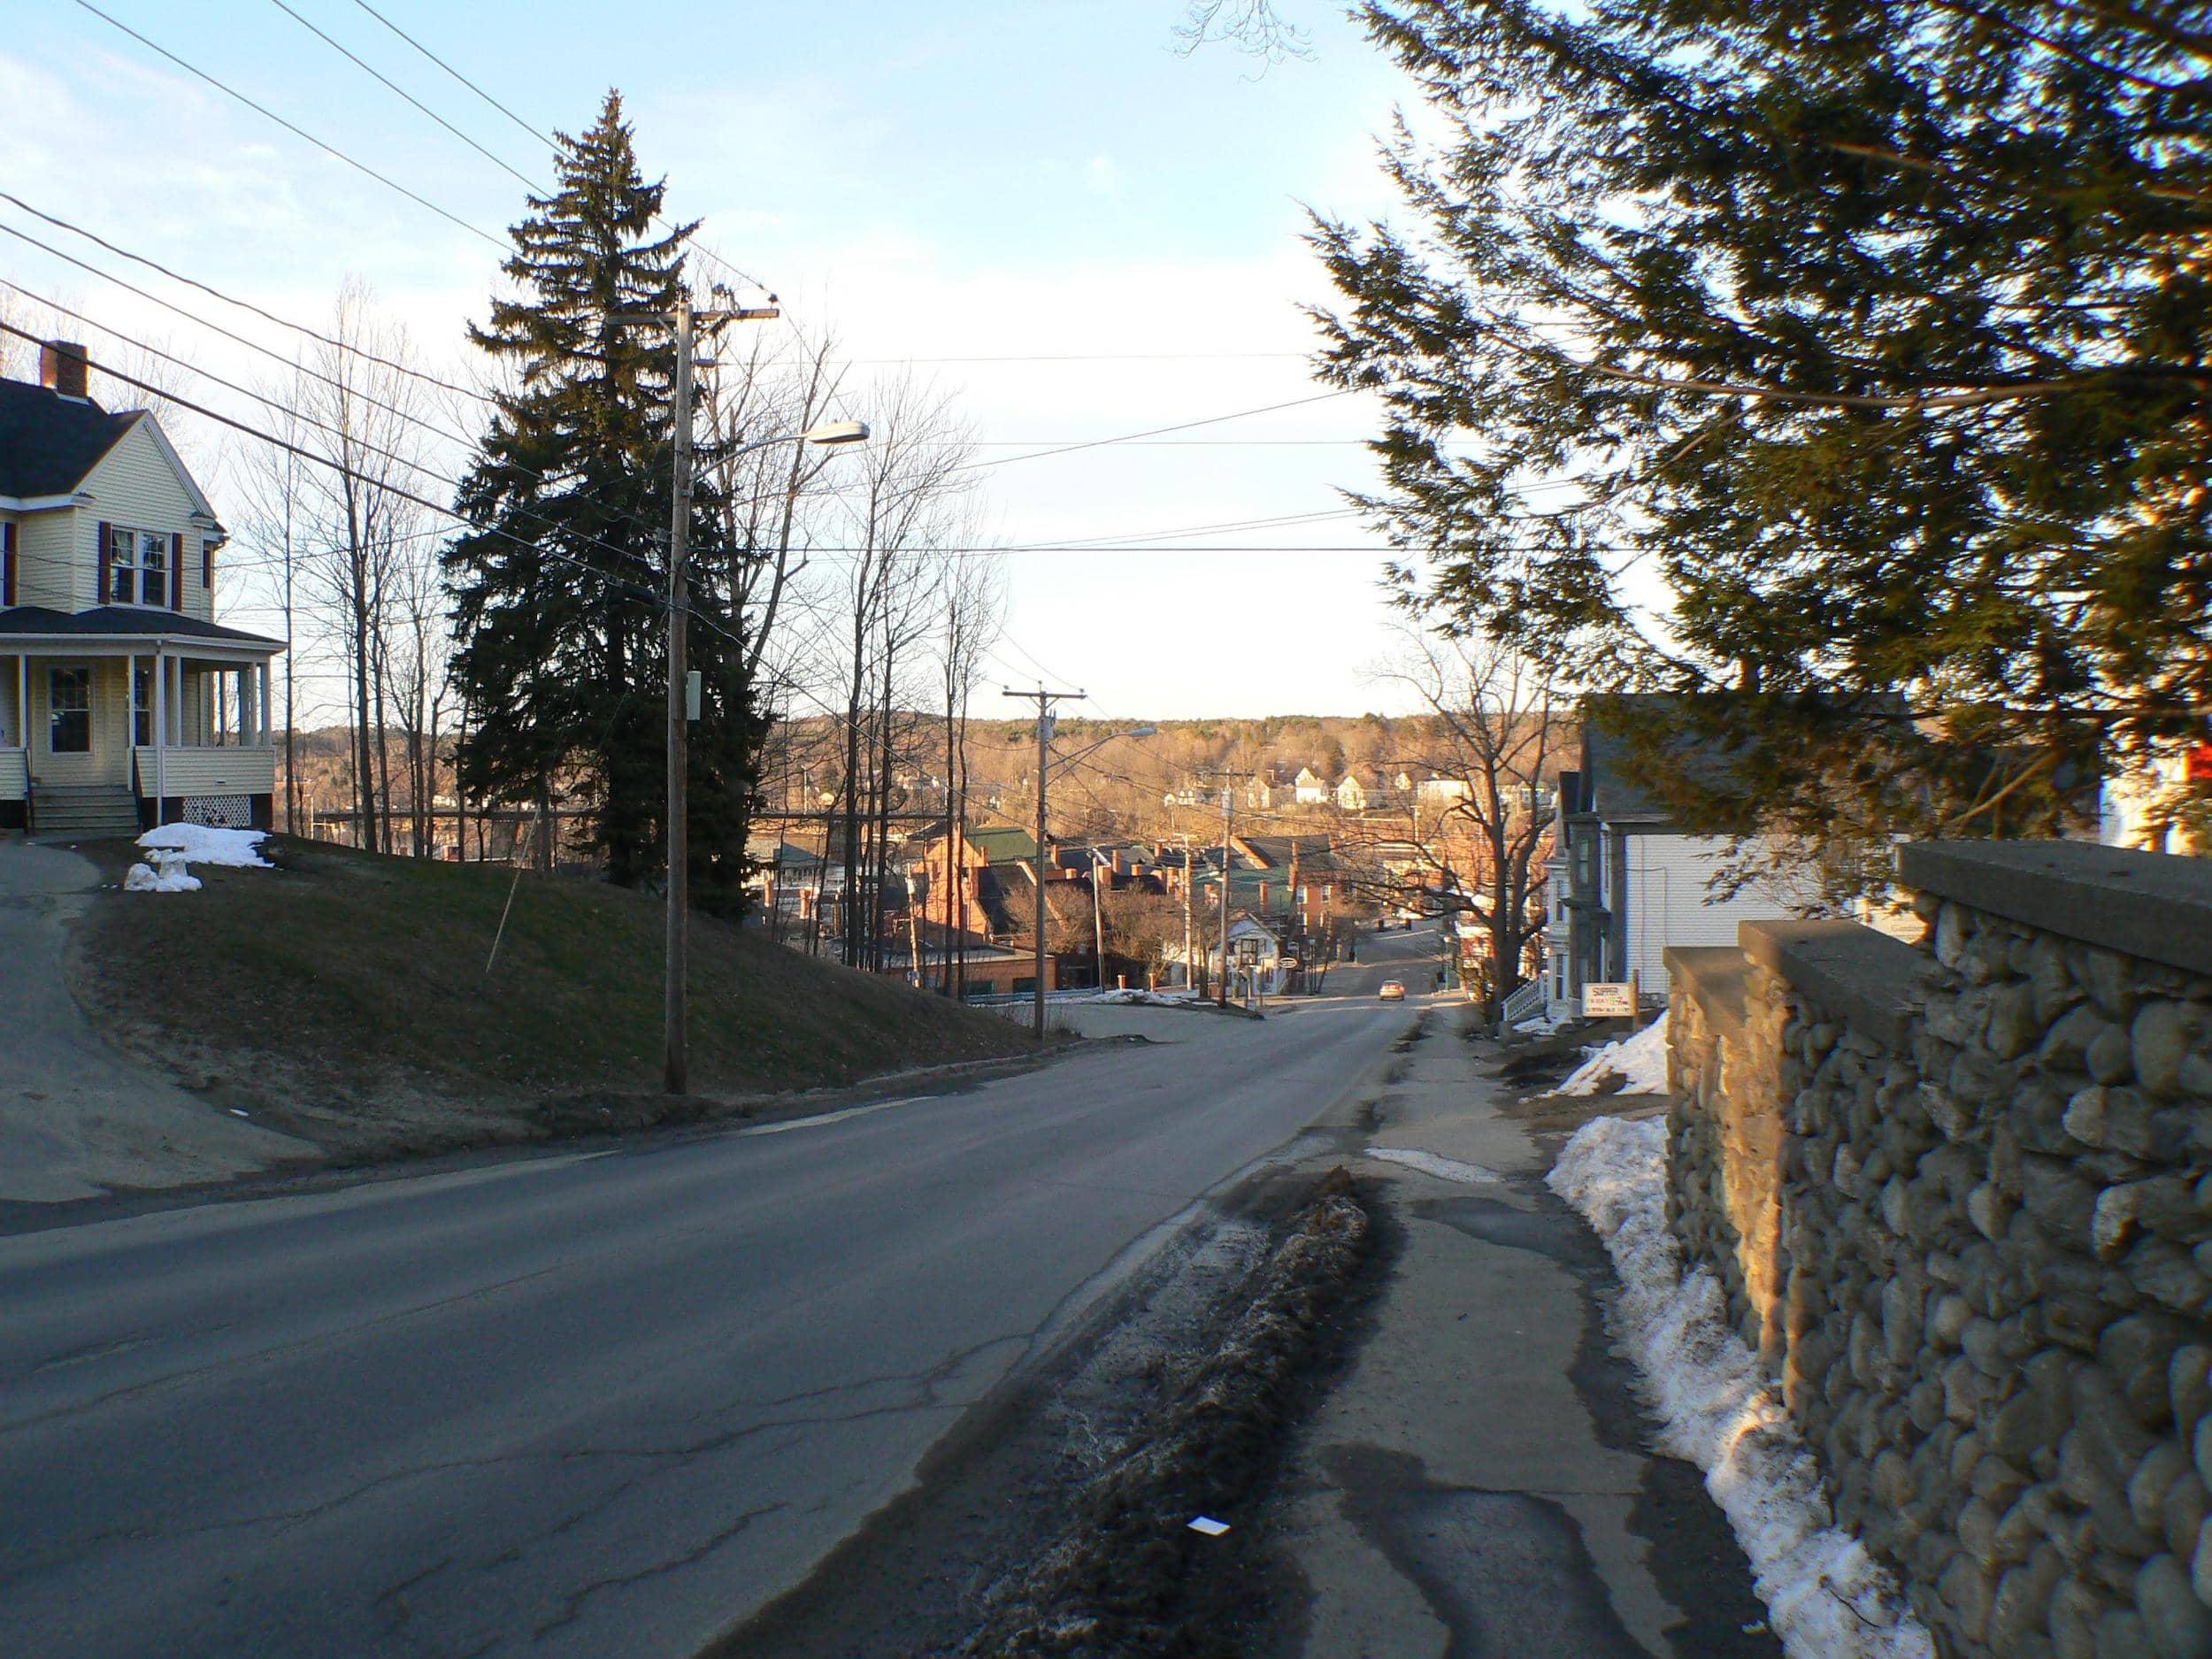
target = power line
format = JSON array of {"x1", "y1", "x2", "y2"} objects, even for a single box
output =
[
  {"x1": 264, "y1": 0, "x2": 541, "y2": 195},
  {"x1": 344, "y1": 0, "x2": 553, "y2": 154},
  {"x1": 954, "y1": 390, "x2": 1356, "y2": 472},
  {"x1": 0, "y1": 191, "x2": 492, "y2": 407},
  {"x1": 73, "y1": 0, "x2": 510, "y2": 255}
]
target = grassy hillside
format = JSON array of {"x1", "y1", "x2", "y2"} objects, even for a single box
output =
[{"x1": 72, "y1": 837, "x2": 1034, "y2": 1158}]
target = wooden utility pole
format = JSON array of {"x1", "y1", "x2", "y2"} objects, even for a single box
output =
[
  {"x1": 1219, "y1": 782, "x2": 1234, "y2": 1006},
  {"x1": 664, "y1": 290, "x2": 695, "y2": 1095},
  {"x1": 1003, "y1": 686, "x2": 1085, "y2": 1040},
  {"x1": 628, "y1": 292, "x2": 786, "y2": 1094}
]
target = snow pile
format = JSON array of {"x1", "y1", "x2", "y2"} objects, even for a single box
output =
[
  {"x1": 125, "y1": 824, "x2": 273, "y2": 894},
  {"x1": 138, "y1": 824, "x2": 273, "y2": 868},
  {"x1": 1548, "y1": 1116, "x2": 1935, "y2": 1659},
  {"x1": 124, "y1": 851, "x2": 201, "y2": 894},
  {"x1": 1556, "y1": 1008, "x2": 1671, "y2": 1095}
]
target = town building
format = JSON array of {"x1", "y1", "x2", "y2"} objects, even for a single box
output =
[{"x1": 1, "y1": 342, "x2": 282, "y2": 836}]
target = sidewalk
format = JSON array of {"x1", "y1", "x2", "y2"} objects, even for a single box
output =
[
  {"x1": 0, "y1": 835, "x2": 310, "y2": 1204},
  {"x1": 1271, "y1": 1010, "x2": 1784, "y2": 1659}
]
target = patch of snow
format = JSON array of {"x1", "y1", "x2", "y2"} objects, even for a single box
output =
[
  {"x1": 1364, "y1": 1146, "x2": 1503, "y2": 1184},
  {"x1": 125, "y1": 856, "x2": 201, "y2": 893},
  {"x1": 1511, "y1": 1013, "x2": 1575, "y2": 1035},
  {"x1": 1556, "y1": 1009, "x2": 1671, "y2": 1096},
  {"x1": 1094, "y1": 988, "x2": 1204, "y2": 1006},
  {"x1": 137, "y1": 823, "x2": 272, "y2": 869},
  {"x1": 1548, "y1": 1116, "x2": 1935, "y2": 1659}
]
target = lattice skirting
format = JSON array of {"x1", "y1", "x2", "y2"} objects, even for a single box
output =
[{"x1": 185, "y1": 795, "x2": 252, "y2": 829}]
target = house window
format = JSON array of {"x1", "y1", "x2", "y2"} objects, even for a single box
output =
[
  {"x1": 107, "y1": 526, "x2": 170, "y2": 607},
  {"x1": 133, "y1": 665, "x2": 152, "y2": 747},
  {"x1": 49, "y1": 667, "x2": 90, "y2": 753},
  {"x1": 203, "y1": 541, "x2": 216, "y2": 589}
]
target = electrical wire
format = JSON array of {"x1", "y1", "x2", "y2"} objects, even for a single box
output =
[{"x1": 73, "y1": 1, "x2": 510, "y2": 255}]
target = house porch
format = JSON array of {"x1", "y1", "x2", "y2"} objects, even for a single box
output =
[{"x1": 0, "y1": 644, "x2": 277, "y2": 833}]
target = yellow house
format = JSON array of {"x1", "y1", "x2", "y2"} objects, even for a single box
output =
[{"x1": 0, "y1": 342, "x2": 281, "y2": 837}]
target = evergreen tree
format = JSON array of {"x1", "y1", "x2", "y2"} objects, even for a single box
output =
[
  {"x1": 445, "y1": 91, "x2": 764, "y2": 910},
  {"x1": 1313, "y1": 1, "x2": 2211, "y2": 866}
]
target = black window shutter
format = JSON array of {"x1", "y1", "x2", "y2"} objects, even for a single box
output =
[
  {"x1": 170, "y1": 533, "x2": 184, "y2": 611},
  {"x1": 96, "y1": 520, "x2": 112, "y2": 607}
]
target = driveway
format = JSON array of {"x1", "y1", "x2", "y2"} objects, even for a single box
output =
[{"x1": 0, "y1": 835, "x2": 311, "y2": 1203}]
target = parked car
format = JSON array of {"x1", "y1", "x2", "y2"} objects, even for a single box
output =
[{"x1": 1379, "y1": 980, "x2": 1406, "y2": 1001}]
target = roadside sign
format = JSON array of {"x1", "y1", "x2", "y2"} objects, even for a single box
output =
[{"x1": 1582, "y1": 982, "x2": 1635, "y2": 1018}]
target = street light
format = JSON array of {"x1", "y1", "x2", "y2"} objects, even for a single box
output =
[{"x1": 662, "y1": 288, "x2": 869, "y2": 1093}]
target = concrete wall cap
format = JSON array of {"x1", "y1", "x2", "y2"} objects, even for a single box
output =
[
  {"x1": 1664, "y1": 945, "x2": 1751, "y2": 1044},
  {"x1": 1738, "y1": 918, "x2": 1924, "y2": 1052},
  {"x1": 1898, "y1": 840, "x2": 2212, "y2": 979}
]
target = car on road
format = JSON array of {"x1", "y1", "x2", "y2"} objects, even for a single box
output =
[{"x1": 1378, "y1": 980, "x2": 1406, "y2": 1001}]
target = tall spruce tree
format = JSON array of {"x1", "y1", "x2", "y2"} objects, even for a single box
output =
[
  {"x1": 446, "y1": 92, "x2": 764, "y2": 910},
  {"x1": 1313, "y1": 1, "x2": 2212, "y2": 872}
]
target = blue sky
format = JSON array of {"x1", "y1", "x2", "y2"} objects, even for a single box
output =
[{"x1": 2, "y1": 1, "x2": 1430, "y2": 721}]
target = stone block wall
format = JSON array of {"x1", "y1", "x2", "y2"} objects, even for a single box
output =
[{"x1": 1665, "y1": 841, "x2": 2212, "y2": 1659}]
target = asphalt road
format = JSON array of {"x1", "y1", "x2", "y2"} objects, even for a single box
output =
[{"x1": 0, "y1": 924, "x2": 1442, "y2": 1659}]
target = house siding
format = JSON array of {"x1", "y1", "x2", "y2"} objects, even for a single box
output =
[
  {"x1": 76, "y1": 420, "x2": 211, "y2": 621},
  {"x1": 1619, "y1": 832, "x2": 1794, "y2": 987},
  {"x1": 14, "y1": 510, "x2": 78, "y2": 611}
]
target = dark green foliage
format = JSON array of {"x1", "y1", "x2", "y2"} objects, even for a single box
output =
[
  {"x1": 1312, "y1": 0, "x2": 2211, "y2": 863},
  {"x1": 444, "y1": 91, "x2": 764, "y2": 911}
]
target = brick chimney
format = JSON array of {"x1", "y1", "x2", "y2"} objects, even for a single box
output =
[{"x1": 40, "y1": 341, "x2": 89, "y2": 401}]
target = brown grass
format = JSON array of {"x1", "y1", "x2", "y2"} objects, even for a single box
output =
[{"x1": 69, "y1": 835, "x2": 1033, "y2": 1159}]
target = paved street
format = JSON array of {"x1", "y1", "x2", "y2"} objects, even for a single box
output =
[{"x1": 0, "y1": 926, "x2": 1440, "y2": 1659}]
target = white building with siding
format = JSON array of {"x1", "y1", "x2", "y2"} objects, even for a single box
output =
[{"x1": 1, "y1": 341, "x2": 281, "y2": 837}]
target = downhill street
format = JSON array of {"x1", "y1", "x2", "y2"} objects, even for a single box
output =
[{"x1": 0, "y1": 926, "x2": 1439, "y2": 1658}]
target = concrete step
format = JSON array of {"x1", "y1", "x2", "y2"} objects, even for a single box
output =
[{"x1": 32, "y1": 787, "x2": 141, "y2": 838}]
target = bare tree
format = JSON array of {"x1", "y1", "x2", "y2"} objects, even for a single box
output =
[
  {"x1": 232, "y1": 372, "x2": 313, "y2": 833},
  {"x1": 1359, "y1": 617, "x2": 1572, "y2": 1014},
  {"x1": 288, "y1": 281, "x2": 439, "y2": 853},
  {"x1": 1171, "y1": 0, "x2": 1310, "y2": 61},
  {"x1": 933, "y1": 541, "x2": 1006, "y2": 994},
  {"x1": 817, "y1": 373, "x2": 974, "y2": 968}
]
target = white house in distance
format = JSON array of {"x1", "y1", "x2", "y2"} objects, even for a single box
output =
[
  {"x1": 1543, "y1": 703, "x2": 1795, "y2": 1018},
  {"x1": 0, "y1": 341, "x2": 282, "y2": 837}
]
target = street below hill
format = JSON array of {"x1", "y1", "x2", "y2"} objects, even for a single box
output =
[{"x1": 0, "y1": 925, "x2": 1445, "y2": 1658}]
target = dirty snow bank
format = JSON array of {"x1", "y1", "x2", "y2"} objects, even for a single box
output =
[
  {"x1": 1556, "y1": 1007, "x2": 1670, "y2": 1094},
  {"x1": 124, "y1": 851, "x2": 200, "y2": 893},
  {"x1": 1548, "y1": 1115, "x2": 1935, "y2": 1659},
  {"x1": 137, "y1": 824, "x2": 273, "y2": 868}
]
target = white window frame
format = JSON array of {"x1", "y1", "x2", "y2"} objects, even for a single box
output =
[
  {"x1": 107, "y1": 526, "x2": 170, "y2": 608},
  {"x1": 49, "y1": 664, "x2": 91, "y2": 754}
]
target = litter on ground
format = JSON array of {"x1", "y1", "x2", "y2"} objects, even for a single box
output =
[{"x1": 1187, "y1": 1516, "x2": 1231, "y2": 1537}]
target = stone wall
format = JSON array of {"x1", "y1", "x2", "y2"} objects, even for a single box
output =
[{"x1": 1664, "y1": 841, "x2": 2212, "y2": 1659}]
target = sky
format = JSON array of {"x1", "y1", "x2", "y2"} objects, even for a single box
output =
[{"x1": 1, "y1": 0, "x2": 1435, "y2": 724}]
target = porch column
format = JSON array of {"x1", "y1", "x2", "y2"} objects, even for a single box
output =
[
  {"x1": 12, "y1": 653, "x2": 25, "y2": 749},
  {"x1": 258, "y1": 663, "x2": 272, "y2": 748},
  {"x1": 153, "y1": 647, "x2": 167, "y2": 812}
]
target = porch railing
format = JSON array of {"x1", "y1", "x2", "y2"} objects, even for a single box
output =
[{"x1": 0, "y1": 748, "x2": 25, "y2": 803}]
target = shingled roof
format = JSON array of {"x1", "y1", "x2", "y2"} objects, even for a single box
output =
[{"x1": 0, "y1": 376, "x2": 140, "y2": 498}]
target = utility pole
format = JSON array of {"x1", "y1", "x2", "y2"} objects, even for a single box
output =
[
  {"x1": 627, "y1": 289, "x2": 785, "y2": 1095},
  {"x1": 1003, "y1": 686, "x2": 1085, "y2": 1040},
  {"x1": 1219, "y1": 781, "x2": 1233, "y2": 1007},
  {"x1": 1177, "y1": 833, "x2": 1194, "y2": 990},
  {"x1": 664, "y1": 291, "x2": 695, "y2": 1095}
]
